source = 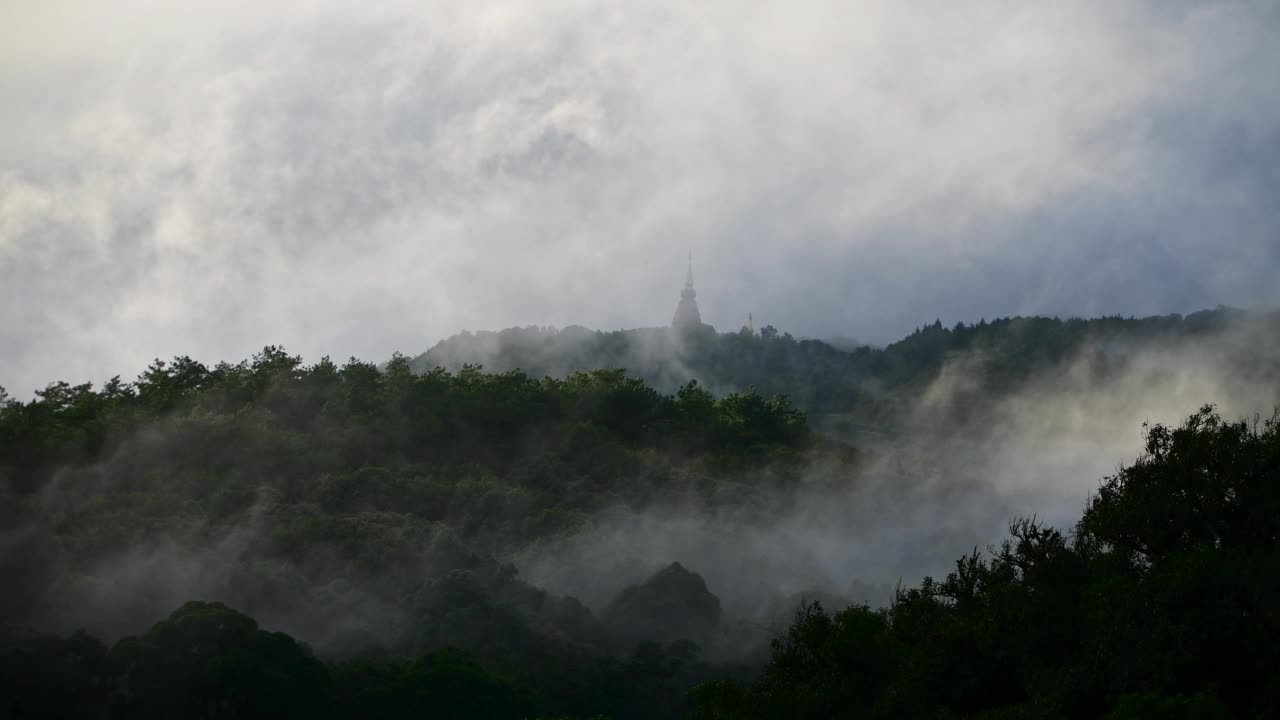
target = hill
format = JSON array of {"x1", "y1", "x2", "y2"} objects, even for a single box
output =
[
  {"x1": 407, "y1": 307, "x2": 1280, "y2": 438},
  {"x1": 2, "y1": 307, "x2": 1278, "y2": 717}
]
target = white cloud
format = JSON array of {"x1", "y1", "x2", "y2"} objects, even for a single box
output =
[{"x1": 1, "y1": 0, "x2": 1277, "y2": 395}]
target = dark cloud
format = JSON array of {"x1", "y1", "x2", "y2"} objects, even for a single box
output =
[{"x1": 1, "y1": 0, "x2": 1277, "y2": 395}]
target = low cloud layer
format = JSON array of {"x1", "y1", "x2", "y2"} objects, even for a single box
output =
[
  {"x1": 3, "y1": 0, "x2": 1279, "y2": 396},
  {"x1": 518, "y1": 317, "x2": 1280, "y2": 624}
]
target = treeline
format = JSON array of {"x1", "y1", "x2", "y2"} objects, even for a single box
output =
[
  {"x1": 0, "y1": 343, "x2": 823, "y2": 575},
  {"x1": 1, "y1": 349, "x2": 813, "y2": 497},
  {"x1": 408, "y1": 307, "x2": 1280, "y2": 427}
]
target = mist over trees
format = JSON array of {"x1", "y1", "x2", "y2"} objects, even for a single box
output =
[
  {"x1": 409, "y1": 307, "x2": 1280, "y2": 436},
  {"x1": 2, "y1": 308, "x2": 1278, "y2": 718},
  {"x1": 0, "y1": 343, "x2": 824, "y2": 717},
  {"x1": 690, "y1": 408, "x2": 1280, "y2": 719}
]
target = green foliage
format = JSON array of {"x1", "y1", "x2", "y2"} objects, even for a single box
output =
[
  {"x1": 700, "y1": 407, "x2": 1280, "y2": 719},
  {"x1": 0, "y1": 348, "x2": 826, "y2": 719},
  {"x1": 0, "y1": 350, "x2": 816, "y2": 532},
  {"x1": 406, "y1": 308, "x2": 1280, "y2": 435}
]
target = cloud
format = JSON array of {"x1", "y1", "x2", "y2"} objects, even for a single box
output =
[{"x1": 2, "y1": 0, "x2": 1278, "y2": 396}]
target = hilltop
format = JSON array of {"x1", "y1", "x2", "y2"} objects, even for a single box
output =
[{"x1": 408, "y1": 306, "x2": 1280, "y2": 437}]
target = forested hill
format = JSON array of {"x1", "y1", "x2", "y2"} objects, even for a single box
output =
[
  {"x1": 2, "y1": 309, "x2": 1278, "y2": 718},
  {"x1": 408, "y1": 307, "x2": 1280, "y2": 432},
  {"x1": 0, "y1": 351, "x2": 842, "y2": 717},
  {"x1": 2, "y1": 361, "x2": 1277, "y2": 717}
]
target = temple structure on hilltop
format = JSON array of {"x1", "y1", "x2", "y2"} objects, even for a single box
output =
[{"x1": 672, "y1": 252, "x2": 703, "y2": 330}]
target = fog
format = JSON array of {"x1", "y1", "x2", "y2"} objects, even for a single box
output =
[
  {"x1": 5, "y1": 311, "x2": 1274, "y2": 664},
  {"x1": 516, "y1": 316, "x2": 1280, "y2": 637},
  {"x1": 2, "y1": 365, "x2": 1274, "y2": 720},
  {"x1": 1, "y1": 455, "x2": 416, "y2": 653},
  {"x1": 3, "y1": 0, "x2": 1280, "y2": 400}
]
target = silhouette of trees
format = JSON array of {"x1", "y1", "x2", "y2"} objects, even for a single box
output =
[{"x1": 690, "y1": 407, "x2": 1280, "y2": 719}]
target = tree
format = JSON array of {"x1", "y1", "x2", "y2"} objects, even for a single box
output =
[
  {"x1": 108, "y1": 602, "x2": 333, "y2": 719},
  {"x1": 711, "y1": 408, "x2": 1280, "y2": 719}
]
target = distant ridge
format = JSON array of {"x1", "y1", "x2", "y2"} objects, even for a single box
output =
[{"x1": 406, "y1": 307, "x2": 1280, "y2": 436}]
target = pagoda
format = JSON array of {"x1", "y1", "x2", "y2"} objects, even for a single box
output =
[{"x1": 672, "y1": 253, "x2": 703, "y2": 330}]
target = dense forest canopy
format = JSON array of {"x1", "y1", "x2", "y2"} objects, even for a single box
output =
[
  {"x1": 409, "y1": 307, "x2": 1280, "y2": 436},
  {"x1": 2, "y1": 308, "x2": 1278, "y2": 718},
  {"x1": 0, "y1": 345, "x2": 837, "y2": 718}
]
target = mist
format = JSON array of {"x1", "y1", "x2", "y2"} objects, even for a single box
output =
[
  {"x1": 3, "y1": 310, "x2": 1273, "y2": 669},
  {"x1": 515, "y1": 312, "x2": 1280, "y2": 641}
]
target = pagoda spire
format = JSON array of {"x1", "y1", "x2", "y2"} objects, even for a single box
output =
[{"x1": 672, "y1": 251, "x2": 703, "y2": 330}]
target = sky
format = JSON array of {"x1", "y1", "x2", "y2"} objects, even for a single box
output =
[{"x1": 2, "y1": 0, "x2": 1278, "y2": 396}]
